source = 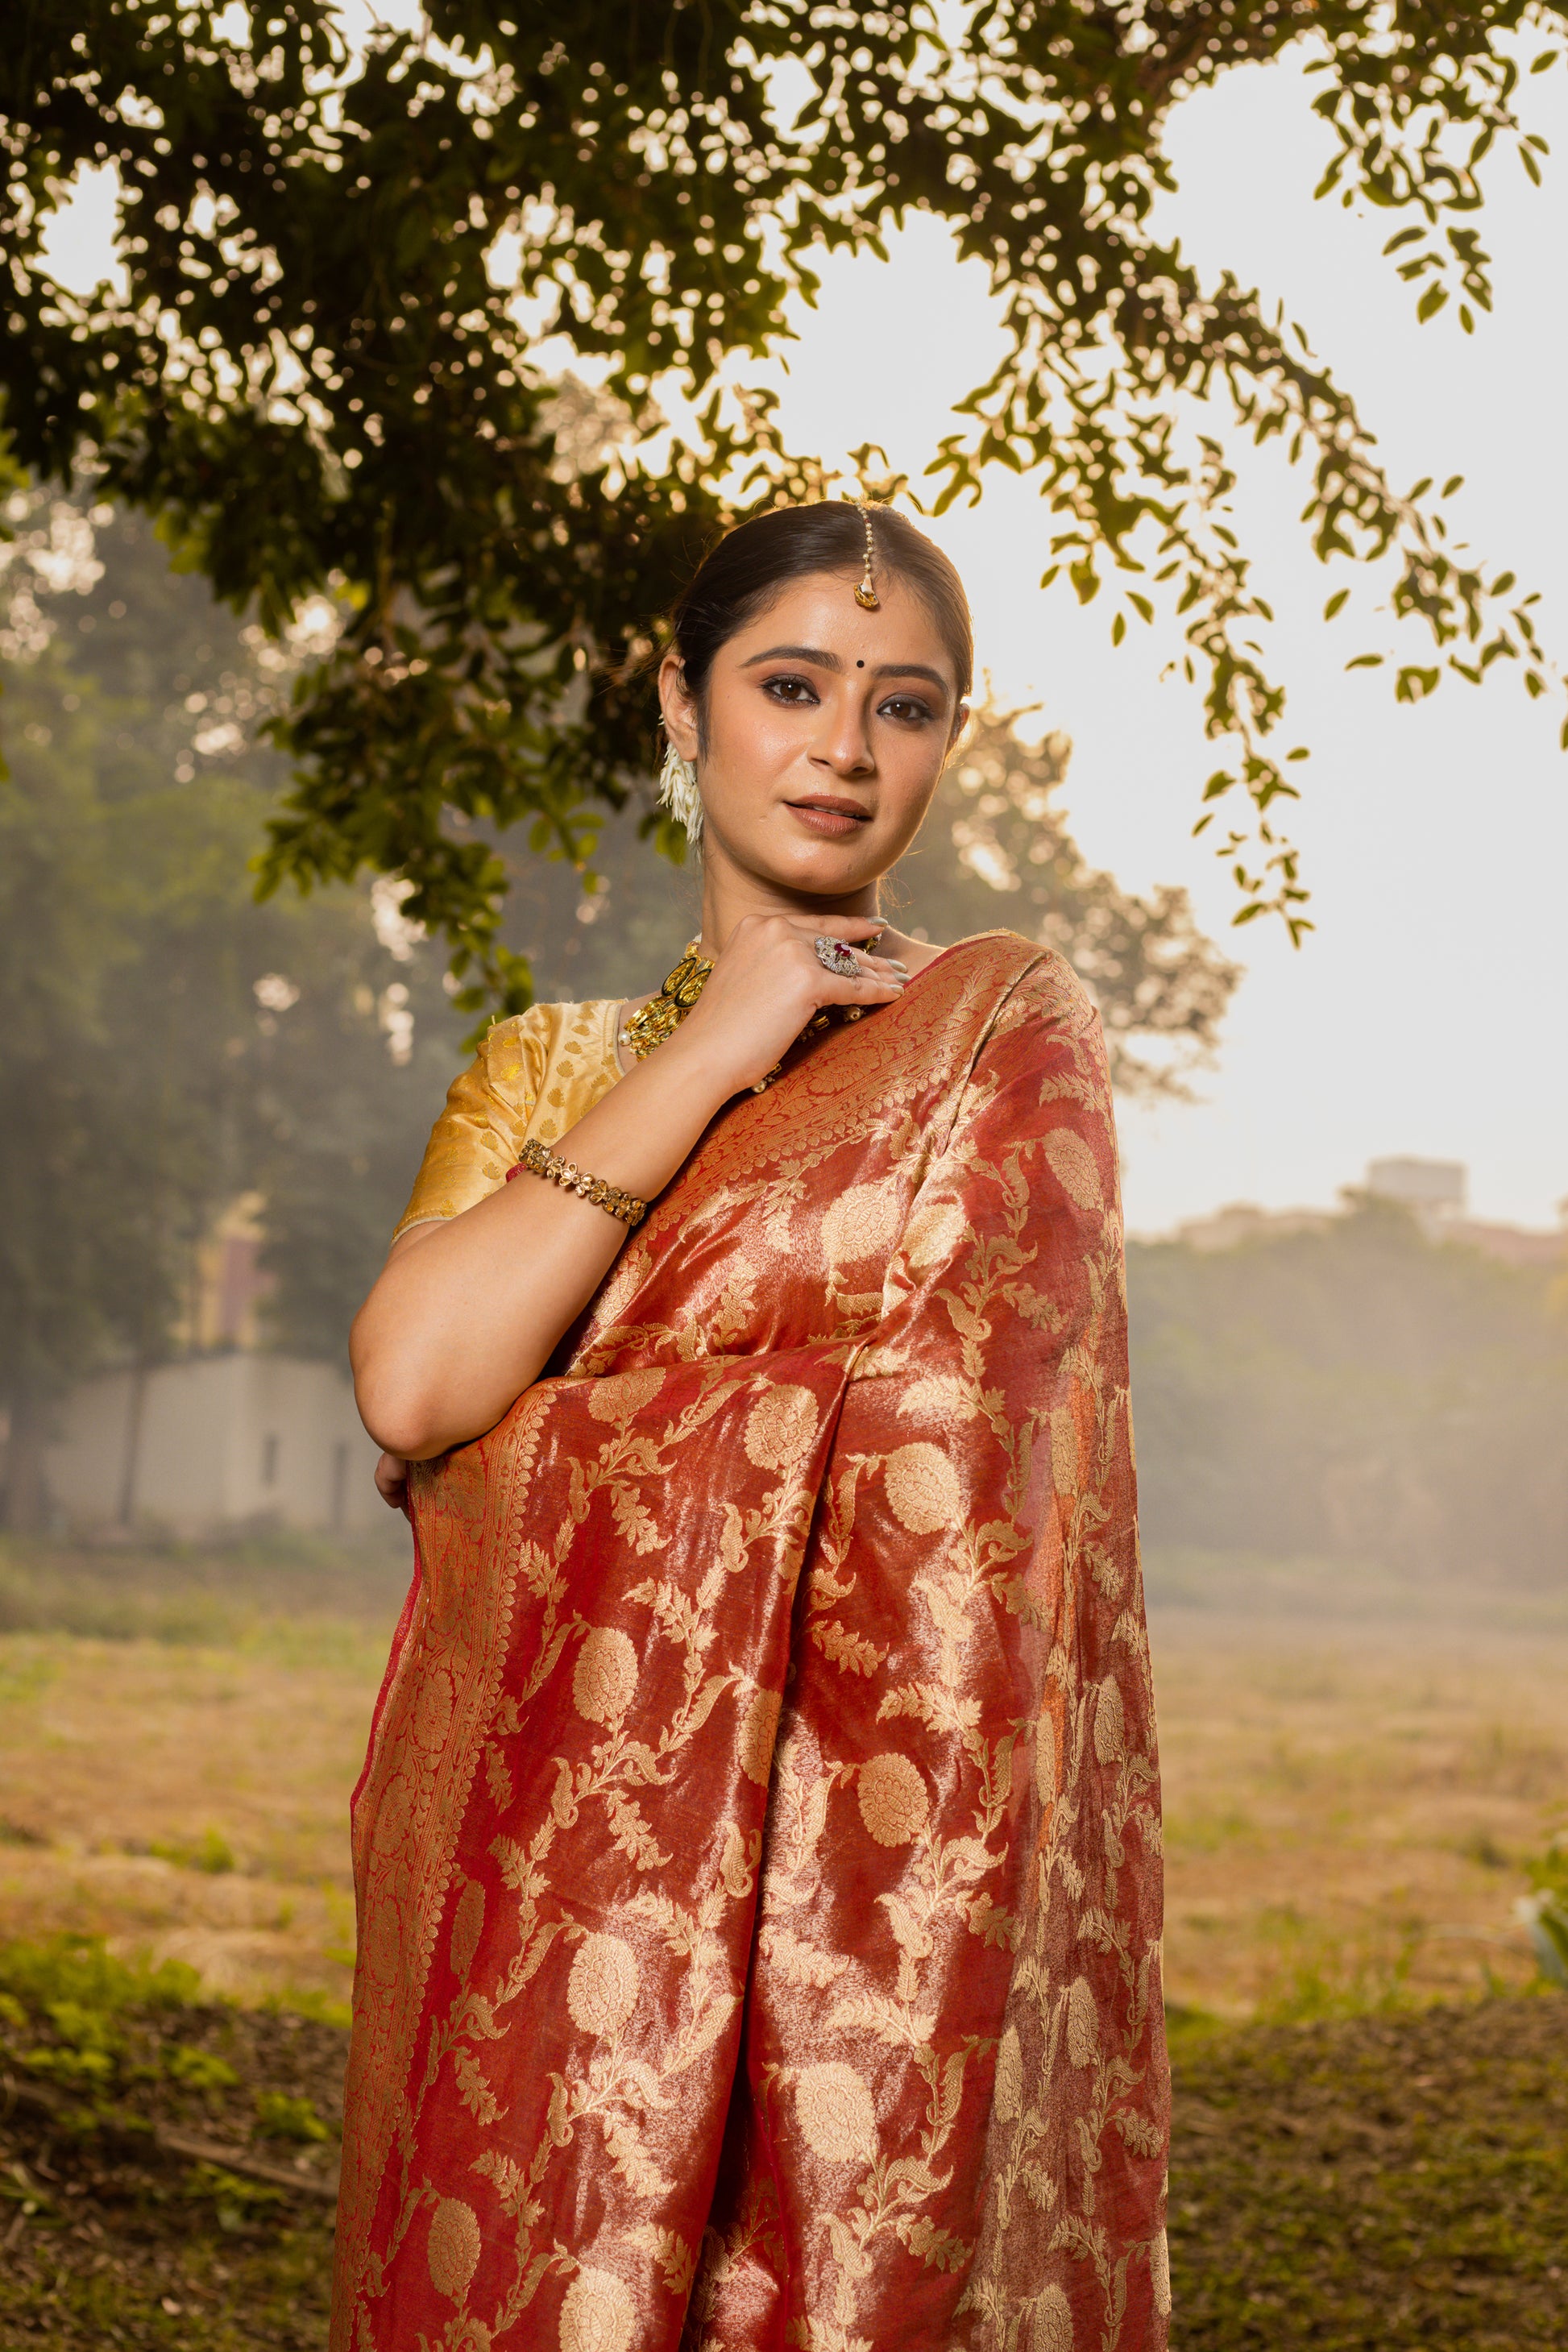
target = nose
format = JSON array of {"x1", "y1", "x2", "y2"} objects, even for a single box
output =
[{"x1": 808, "y1": 682, "x2": 875, "y2": 778}]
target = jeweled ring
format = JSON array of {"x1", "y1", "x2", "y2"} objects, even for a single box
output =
[{"x1": 813, "y1": 935, "x2": 861, "y2": 978}]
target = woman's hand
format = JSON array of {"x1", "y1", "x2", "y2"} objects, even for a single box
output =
[
  {"x1": 375, "y1": 1451, "x2": 411, "y2": 1512},
  {"x1": 662, "y1": 913, "x2": 907, "y2": 1097}
]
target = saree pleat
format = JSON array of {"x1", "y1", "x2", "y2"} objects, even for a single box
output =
[{"x1": 334, "y1": 934, "x2": 1169, "y2": 2352}]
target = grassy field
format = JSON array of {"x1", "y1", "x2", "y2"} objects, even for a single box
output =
[
  {"x1": 0, "y1": 1533, "x2": 1565, "y2": 2346},
  {"x1": 2, "y1": 1537, "x2": 1562, "y2": 2018},
  {"x1": 0, "y1": 1540, "x2": 407, "y2": 2010},
  {"x1": 1150, "y1": 1559, "x2": 1568, "y2": 2018}
]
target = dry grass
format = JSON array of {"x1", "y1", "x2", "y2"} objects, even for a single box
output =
[
  {"x1": 0, "y1": 1541, "x2": 406, "y2": 2010},
  {"x1": 1151, "y1": 1564, "x2": 1568, "y2": 2021},
  {"x1": 1, "y1": 1538, "x2": 1564, "y2": 2025}
]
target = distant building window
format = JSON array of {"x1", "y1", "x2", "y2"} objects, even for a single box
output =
[{"x1": 261, "y1": 1433, "x2": 280, "y2": 1487}]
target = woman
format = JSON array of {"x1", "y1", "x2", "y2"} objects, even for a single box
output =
[{"x1": 337, "y1": 503, "x2": 1169, "y2": 2352}]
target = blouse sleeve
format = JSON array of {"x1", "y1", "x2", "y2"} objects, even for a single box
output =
[{"x1": 392, "y1": 1011, "x2": 552, "y2": 1239}]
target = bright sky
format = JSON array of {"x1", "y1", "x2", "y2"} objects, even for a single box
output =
[{"x1": 39, "y1": 48, "x2": 1568, "y2": 1234}]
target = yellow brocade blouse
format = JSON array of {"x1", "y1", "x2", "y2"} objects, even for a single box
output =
[{"x1": 392, "y1": 998, "x2": 624, "y2": 1239}]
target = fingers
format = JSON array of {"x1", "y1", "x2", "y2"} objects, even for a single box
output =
[
  {"x1": 375, "y1": 1451, "x2": 410, "y2": 1510},
  {"x1": 813, "y1": 967, "x2": 906, "y2": 1006}
]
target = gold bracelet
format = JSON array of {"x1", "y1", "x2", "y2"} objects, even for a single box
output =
[{"x1": 509, "y1": 1135, "x2": 647, "y2": 1229}]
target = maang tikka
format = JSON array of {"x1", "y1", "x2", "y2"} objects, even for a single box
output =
[{"x1": 853, "y1": 500, "x2": 880, "y2": 610}]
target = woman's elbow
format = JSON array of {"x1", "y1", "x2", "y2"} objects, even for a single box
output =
[
  {"x1": 354, "y1": 1382, "x2": 449, "y2": 1463},
  {"x1": 351, "y1": 1321, "x2": 442, "y2": 1462}
]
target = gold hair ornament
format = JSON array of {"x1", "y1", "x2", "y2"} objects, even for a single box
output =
[{"x1": 853, "y1": 501, "x2": 880, "y2": 611}]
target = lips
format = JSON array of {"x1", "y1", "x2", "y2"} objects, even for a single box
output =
[{"x1": 786, "y1": 798, "x2": 872, "y2": 840}]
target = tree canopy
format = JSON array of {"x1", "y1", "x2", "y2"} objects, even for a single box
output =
[{"x1": 4, "y1": 0, "x2": 1564, "y2": 1006}]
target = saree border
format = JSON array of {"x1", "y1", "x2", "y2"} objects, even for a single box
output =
[{"x1": 334, "y1": 1386, "x2": 548, "y2": 2334}]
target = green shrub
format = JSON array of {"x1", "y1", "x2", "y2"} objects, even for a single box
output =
[
  {"x1": 1516, "y1": 1831, "x2": 1568, "y2": 1989},
  {"x1": 0, "y1": 1933, "x2": 200, "y2": 2018},
  {"x1": 147, "y1": 1827, "x2": 237, "y2": 1876},
  {"x1": 253, "y1": 2089, "x2": 328, "y2": 2143},
  {"x1": 166, "y1": 2044, "x2": 241, "y2": 2092}
]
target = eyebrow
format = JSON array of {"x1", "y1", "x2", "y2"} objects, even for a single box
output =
[{"x1": 739, "y1": 643, "x2": 953, "y2": 695}]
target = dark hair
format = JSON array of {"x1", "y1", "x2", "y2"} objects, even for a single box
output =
[{"x1": 668, "y1": 503, "x2": 973, "y2": 708}]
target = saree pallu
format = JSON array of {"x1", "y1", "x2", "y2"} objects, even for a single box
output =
[{"x1": 334, "y1": 933, "x2": 1170, "y2": 2352}]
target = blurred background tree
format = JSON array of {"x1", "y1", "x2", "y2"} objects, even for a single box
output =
[
  {"x1": 1129, "y1": 1197, "x2": 1568, "y2": 1583},
  {"x1": 3, "y1": 0, "x2": 1564, "y2": 1007},
  {"x1": 0, "y1": 497, "x2": 458, "y2": 1523}
]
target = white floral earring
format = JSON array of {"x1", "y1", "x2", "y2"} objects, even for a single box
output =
[{"x1": 657, "y1": 736, "x2": 703, "y2": 845}]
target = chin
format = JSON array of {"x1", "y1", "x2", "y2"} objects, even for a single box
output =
[{"x1": 778, "y1": 850, "x2": 879, "y2": 897}]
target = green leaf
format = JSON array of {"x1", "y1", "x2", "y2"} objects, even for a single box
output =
[
  {"x1": 1416, "y1": 284, "x2": 1449, "y2": 322},
  {"x1": 1323, "y1": 589, "x2": 1350, "y2": 620},
  {"x1": 1345, "y1": 654, "x2": 1385, "y2": 670}
]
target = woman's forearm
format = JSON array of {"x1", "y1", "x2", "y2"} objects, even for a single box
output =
[
  {"x1": 352, "y1": 915, "x2": 909, "y2": 1460},
  {"x1": 351, "y1": 1035, "x2": 732, "y2": 1458}
]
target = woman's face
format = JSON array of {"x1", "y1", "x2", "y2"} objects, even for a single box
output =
[{"x1": 657, "y1": 570, "x2": 966, "y2": 901}]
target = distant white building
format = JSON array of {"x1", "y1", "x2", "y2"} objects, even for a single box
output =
[
  {"x1": 44, "y1": 1352, "x2": 384, "y2": 1541},
  {"x1": 31, "y1": 1191, "x2": 385, "y2": 1540},
  {"x1": 1365, "y1": 1156, "x2": 1467, "y2": 1222}
]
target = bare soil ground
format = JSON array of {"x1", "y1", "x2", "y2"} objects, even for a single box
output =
[{"x1": 1168, "y1": 1993, "x2": 1568, "y2": 2347}]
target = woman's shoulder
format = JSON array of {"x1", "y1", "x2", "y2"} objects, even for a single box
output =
[{"x1": 935, "y1": 929, "x2": 1099, "y2": 1035}]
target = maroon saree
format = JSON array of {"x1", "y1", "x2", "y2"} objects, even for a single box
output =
[{"x1": 334, "y1": 932, "x2": 1169, "y2": 2352}]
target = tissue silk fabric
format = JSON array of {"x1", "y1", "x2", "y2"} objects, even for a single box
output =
[{"x1": 333, "y1": 933, "x2": 1170, "y2": 2352}]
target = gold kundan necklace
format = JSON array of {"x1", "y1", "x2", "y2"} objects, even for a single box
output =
[
  {"x1": 620, "y1": 928, "x2": 889, "y2": 1089},
  {"x1": 618, "y1": 940, "x2": 714, "y2": 1061}
]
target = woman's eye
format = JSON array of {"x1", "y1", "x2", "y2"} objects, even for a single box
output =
[
  {"x1": 879, "y1": 695, "x2": 935, "y2": 724},
  {"x1": 761, "y1": 674, "x2": 818, "y2": 704}
]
